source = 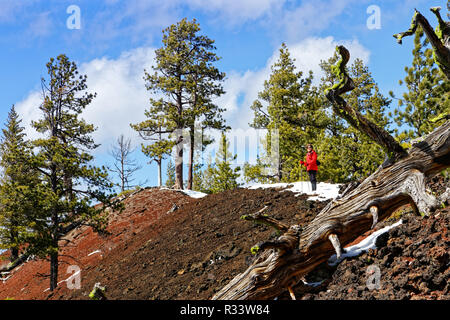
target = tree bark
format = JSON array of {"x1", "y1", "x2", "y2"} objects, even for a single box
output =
[
  {"x1": 393, "y1": 8, "x2": 450, "y2": 79},
  {"x1": 187, "y1": 127, "x2": 195, "y2": 190},
  {"x1": 49, "y1": 251, "x2": 58, "y2": 291},
  {"x1": 158, "y1": 158, "x2": 162, "y2": 187},
  {"x1": 325, "y1": 45, "x2": 408, "y2": 164},
  {"x1": 213, "y1": 120, "x2": 450, "y2": 300},
  {"x1": 175, "y1": 129, "x2": 184, "y2": 190}
]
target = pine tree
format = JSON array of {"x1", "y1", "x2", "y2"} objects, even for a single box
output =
[
  {"x1": 390, "y1": 26, "x2": 450, "y2": 143},
  {"x1": 209, "y1": 132, "x2": 241, "y2": 193},
  {"x1": 30, "y1": 54, "x2": 118, "y2": 291},
  {"x1": 196, "y1": 154, "x2": 215, "y2": 193},
  {"x1": 132, "y1": 18, "x2": 226, "y2": 190},
  {"x1": 0, "y1": 106, "x2": 39, "y2": 262},
  {"x1": 132, "y1": 114, "x2": 174, "y2": 188},
  {"x1": 242, "y1": 156, "x2": 273, "y2": 184},
  {"x1": 184, "y1": 47, "x2": 227, "y2": 190},
  {"x1": 165, "y1": 158, "x2": 176, "y2": 188},
  {"x1": 247, "y1": 43, "x2": 325, "y2": 182}
]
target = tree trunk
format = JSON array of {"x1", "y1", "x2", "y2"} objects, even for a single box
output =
[
  {"x1": 49, "y1": 163, "x2": 60, "y2": 292},
  {"x1": 158, "y1": 158, "x2": 162, "y2": 187},
  {"x1": 212, "y1": 121, "x2": 450, "y2": 300},
  {"x1": 49, "y1": 251, "x2": 58, "y2": 291},
  {"x1": 10, "y1": 247, "x2": 18, "y2": 263},
  {"x1": 187, "y1": 127, "x2": 195, "y2": 190},
  {"x1": 175, "y1": 129, "x2": 184, "y2": 190}
]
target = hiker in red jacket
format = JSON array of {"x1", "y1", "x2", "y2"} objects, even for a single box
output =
[{"x1": 299, "y1": 143, "x2": 318, "y2": 192}]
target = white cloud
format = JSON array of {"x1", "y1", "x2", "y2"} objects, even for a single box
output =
[
  {"x1": 15, "y1": 36, "x2": 369, "y2": 161},
  {"x1": 0, "y1": 0, "x2": 35, "y2": 23},
  {"x1": 89, "y1": 1, "x2": 181, "y2": 45},
  {"x1": 79, "y1": 47, "x2": 156, "y2": 153},
  {"x1": 16, "y1": 47, "x2": 156, "y2": 155},
  {"x1": 289, "y1": 36, "x2": 370, "y2": 81},
  {"x1": 186, "y1": 0, "x2": 285, "y2": 25},
  {"x1": 26, "y1": 11, "x2": 53, "y2": 38},
  {"x1": 218, "y1": 36, "x2": 370, "y2": 130},
  {"x1": 274, "y1": 0, "x2": 359, "y2": 42},
  {"x1": 15, "y1": 91, "x2": 43, "y2": 139},
  {"x1": 91, "y1": 0, "x2": 351, "y2": 43}
]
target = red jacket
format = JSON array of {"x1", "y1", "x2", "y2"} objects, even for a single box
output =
[{"x1": 300, "y1": 150, "x2": 318, "y2": 171}]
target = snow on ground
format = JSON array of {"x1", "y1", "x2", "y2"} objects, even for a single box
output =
[
  {"x1": 327, "y1": 219, "x2": 403, "y2": 266},
  {"x1": 178, "y1": 189, "x2": 209, "y2": 199},
  {"x1": 162, "y1": 181, "x2": 340, "y2": 201},
  {"x1": 159, "y1": 187, "x2": 208, "y2": 199},
  {"x1": 88, "y1": 250, "x2": 102, "y2": 257},
  {"x1": 247, "y1": 181, "x2": 341, "y2": 201}
]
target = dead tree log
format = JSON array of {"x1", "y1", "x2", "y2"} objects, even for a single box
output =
[
  {"x1": 212, "y1": 120, "x2": 450, "y2": 300},
  {"x1": 212, "y1": 43, "x2": 450, "y2": 300}
]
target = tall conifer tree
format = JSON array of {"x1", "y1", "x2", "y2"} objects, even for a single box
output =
[
  {"x1": 132, "y1": 18, "x2": 226, "y2": 190},
  {"x1": 0, "y1": 106, "x2": 38, "y2": 262},
  {"x1": 248, "y1": 43, "x2": 325, "y2": 182},
  {"x1": 31, "y1": 54, "x2": 118, "y2": 291}
]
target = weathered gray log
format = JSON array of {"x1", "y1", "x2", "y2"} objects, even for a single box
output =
[{"x1": 212, "y1": 120, "x2": 450, "y2": 300}]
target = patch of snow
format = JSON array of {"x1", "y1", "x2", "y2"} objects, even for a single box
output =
[
  {"x1": 88, "y1": 250, "x2": 102, "y2": 257},
  {"x1": 43, "y1": 268, "x2": 81, "y2": 292},
  {"x1": 1, "y1": 274, "x2": 11, "y2": 283},
  {"x1": 328, "y1": 219, "x2": 403, "y2": 266},
  {"x1": 247, "y1": 181, "x2": 341, "y2": 201},
  {"x1": 160, "y1": 187, "x2": 208, "y2": 199},
  {"x1": 178, "y1": 189, "x2": 208, "y2": 199},
  {"x1": 302, "y1": 279, "x2": 323, "y2": 287}
]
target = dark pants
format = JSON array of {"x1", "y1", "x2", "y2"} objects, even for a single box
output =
[{"x1": 308, "y1": 170, "x2": 317, "y2": 191}]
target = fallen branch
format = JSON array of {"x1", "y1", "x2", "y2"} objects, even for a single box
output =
[{"x1": 212, "y1": 120, "x2": 450, "y2": 300}]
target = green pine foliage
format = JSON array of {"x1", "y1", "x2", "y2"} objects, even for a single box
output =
[
  {"x1": 165, "y1": 158, "x2": 176, "y2": 187},
  {"x1": 208, "y1": 132, "x2": 241, "y2": 193},
  {"x1": 390, "y1": 26, "x2": 450, "y2": 143},
  {"x1": 30, "y1": 54, "x2": 119, "y2": 291},
  {"x1": 141, "y1": 136, "x2": 175, "y2": 187},
  {"x1": 247, "y1": 43, "x2": 326, "y2": 183},
  {"x1": 0, "y1": 106, "x2": 39, "y2": 261},
  {"x1": 194, "y1": 154, "x2": 215, "y2": 193},
  {"x1": 132, "y1": 18, "x2": 226, "y2": 190},
  {"x1": 243, "y1": 156, "x2": 274, "y2": 184}
]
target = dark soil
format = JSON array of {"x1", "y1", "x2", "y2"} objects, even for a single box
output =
[
  {"x1": 52, "y1": 186, "x2": 329, "y2": 300},
  {"x1": 299, "y1": 207, "x2": 449, "y2": 300},
  {"x1": 0, "y1": 175, "x2": 448, "y2": 300}
]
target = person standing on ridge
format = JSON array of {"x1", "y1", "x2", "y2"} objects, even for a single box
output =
[{"x1": 299, "y1": 144, "x2": 318, "y2": 192}]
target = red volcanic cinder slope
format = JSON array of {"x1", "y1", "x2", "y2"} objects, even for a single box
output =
[{"x1": 0, "y1": 187, "x2": 193, "y2": 300}]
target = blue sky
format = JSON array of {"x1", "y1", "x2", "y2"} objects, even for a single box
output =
[{"x1": 0, "y1": 0, "x2": 443, "y2": 189}]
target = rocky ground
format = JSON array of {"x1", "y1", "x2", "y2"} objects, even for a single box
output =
[
  {"x1": 51, "y1": 187, "x2": 329, "y2": 300},
  {"x1": 299, "y1": 206, "x2": 449, "y2": 300},
  {"x1": 0, "y1": 175, "x2": 448, "y2": 300}
]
